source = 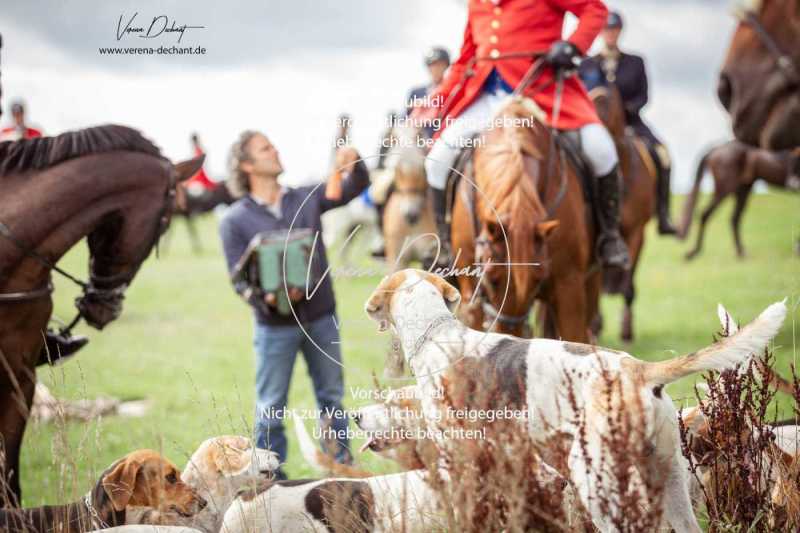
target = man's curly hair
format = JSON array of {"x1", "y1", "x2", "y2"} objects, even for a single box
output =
[{"x1": 227, "y1": 130, "x2": 259, "y2": 198}]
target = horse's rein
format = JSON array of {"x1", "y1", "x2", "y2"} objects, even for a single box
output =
[
  {"x1": 0, "y1": 171, "x2": 178, "y2": 334},
  {"x1": 739, "y1": 10, "x2": 799, "y2": 87},
  {"x1": 453, "y1": 51, "x2": 571, "y2": 333}
]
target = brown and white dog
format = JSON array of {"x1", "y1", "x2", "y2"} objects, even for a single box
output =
[
  {"x1": 119, "y1": 436, "x2": 280, "y2": 533},
  {"x1": 365, "y1": 269, "x2": 787, "y2": 533},
  {"x1": 220, "y1": 418, "x2": 446, "y2": 533},
  {"x1": 0, "y1": 449, "x2": 205, "y2": 533}
]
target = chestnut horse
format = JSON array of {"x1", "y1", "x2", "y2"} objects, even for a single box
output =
[
  {"x1": 719, "y1": 0, "x2": 800, "y2": 149},
  {"x1": 589, "y1": 85, "x2": 657, "y2": 342},
  {"x1": 381, "y1": 123, "x2": 436, "y2": 271},
  {"x1": 450, "y1": 98, "x2": 600, "y2": 341},
  {"x1": 0, "y1": 125, "x2": 202, "y2": 504},
  {"x1": 680, "y1": 141, "x2": 800, "y2": 259}
]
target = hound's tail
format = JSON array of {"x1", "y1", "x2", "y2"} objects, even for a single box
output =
[
  {"x1": 717, "y1": 303, "x2": 797, "y2": 397},
  {"x1": 640, "y1": 300, "x2": 787, "y2": 386},
  {"x1": 292, "y1": 411, "x2": 374, "y2": 478},
  {"x1": 678, "y1": 148, "x2": 712, "y2": 239}
]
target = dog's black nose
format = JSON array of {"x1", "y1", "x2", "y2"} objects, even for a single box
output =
[
  {"x1": 197, "y1": 495, "x2": 207, "y2": 510},
  {"x1": 351, "y1": 412, "x2": 362, "y2": 426}
]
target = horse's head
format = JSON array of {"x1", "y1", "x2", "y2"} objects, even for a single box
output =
[
  {"x1": 387, "y1": 124, "x2": 429, "y2": 226},
  {"x1": 78, "y1": 155, "x2": 204, "y2": 329},
  {"x1": 589, "y1": 85, "x2": 626, "y2": 140},
  {"x1": 472, "y1": 99, "x2": 559, "y2": 337},
  {"x1": 719, "y1": 0, "x2": 800, "y2": 149}
]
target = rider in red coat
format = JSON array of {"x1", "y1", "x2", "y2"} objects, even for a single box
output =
[
  {"x1": 0, "y1": 101, "x2": 43, "y2": 141},
  {"x1": 421, "y1": 0, "x2": 629, "y2": 270}
]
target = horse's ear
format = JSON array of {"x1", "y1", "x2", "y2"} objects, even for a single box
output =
[
  {"x1": 174, "y1": 154, "x2": 206, "y2": 183},
  {"x1": 535, "y1": 220, "x2": 560, "y2": 239}
]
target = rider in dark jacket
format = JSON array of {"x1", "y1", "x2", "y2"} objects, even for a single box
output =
[{"x1": 579, "y1": 11, "x2": 678, "y2": 235}]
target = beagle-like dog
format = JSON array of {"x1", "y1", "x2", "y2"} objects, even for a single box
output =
[
  {"x1": 365, "y1": 269, "x2": 787, "y2": 533},
  {"x1": 218, "y1": 416, "x2": 446, "y2": 532},
  {"x1": 220, "y1": 469, "x2": 444, "y2": 533},
  {"x1": 122, "y1": 436, "x2": 280, "y2": 533},
  {"x1": 0, "y1": 449, "x2": 205, "y2": 533}
]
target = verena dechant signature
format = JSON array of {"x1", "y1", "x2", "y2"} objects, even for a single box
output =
[{"x1": 117, "y1": 13, "x2": 204, "y2": 43}]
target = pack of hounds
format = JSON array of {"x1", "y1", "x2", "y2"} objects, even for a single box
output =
[{"x1": 2, "y1": 269, "x2": 792, "y2": 533}]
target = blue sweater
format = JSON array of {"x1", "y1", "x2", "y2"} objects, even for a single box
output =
[{"x1": 219, "y1": 160, "x2": 370, "y2": 325}]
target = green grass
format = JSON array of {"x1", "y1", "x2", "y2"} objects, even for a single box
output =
[{"x1": 20, "y1": 191, "x2": 800, "y2": 505}]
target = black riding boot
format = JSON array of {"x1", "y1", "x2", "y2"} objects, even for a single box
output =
[
  {"x1": 431, "y1": 187, "x2": 452, "y2": 266},
  {"x1": 37, "y1": 330, "x2": 89, "y2": 367},
  {"x1": 595, "y1": 167, "x2": 631, "y2": 270},
  {"x1": 651, "y1": 145, "x2": 678, "y2": 235}
]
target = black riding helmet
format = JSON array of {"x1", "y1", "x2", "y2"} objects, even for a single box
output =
[
  {"x1": 424, "y1": 46, "x2": 450, "y2": 66},
  {"x1": 606, "y1": 11, "x2": 623, "y2": 29}
]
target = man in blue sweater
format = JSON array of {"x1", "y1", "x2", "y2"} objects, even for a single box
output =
[{"x1": 219, "y1": 131, "x2": 369, "y2": 477}]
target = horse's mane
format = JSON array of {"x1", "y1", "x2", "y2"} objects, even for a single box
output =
[
  {"x1": 0, "y1": 124, "x2": 163, "y2": 177},
  {"x1": 476, "y1": 98, "x2": 549, "y2": 303}
]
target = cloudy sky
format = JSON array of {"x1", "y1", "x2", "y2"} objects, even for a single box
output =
[{"x1": 1, "y1": 0, "x2": 738, "y2": 191}]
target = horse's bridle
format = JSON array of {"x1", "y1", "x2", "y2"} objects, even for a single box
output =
[
  {"x1": 0, "y1": 170, "x2": 178, "y2": 333},
  {"x1": 740, "y1": 9, "x2": 800, "y2": 88},
  {"x1": 456, "y1": 53, "x2": 569, "y2": 335}
]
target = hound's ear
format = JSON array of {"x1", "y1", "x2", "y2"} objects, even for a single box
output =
[
  {"x1": 365, "y1": 275, "x2": 397, "y2": 332},
  {"x1": 425, "y1": 273, "x2": 461, "y2": 313},
  {"x1": 102, "y1": 458, "x2": 141, "y2": 511},
  {"x1": 213, "y1": 438, "x2": 251, "y2": 476},
  {"x1": 174, "y1": 154, "x2": 205, "y2": 183}
]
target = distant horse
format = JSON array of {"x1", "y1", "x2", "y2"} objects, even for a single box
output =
[
  {"x1": 680, "y1": 141, "x2": 800, "y2": 259},
  {"x1": 451, "y1": 98, "x2": 600, "y2": 341},
  {"x1": 718, "y1": 0, "x2": 800, "y2": 149},
  {"x1": 589, "y1": 85, "x2": 657, "y2": 342},
  {"x1": 169, "y1": 181, "x2": 235, "y2": 254},
  {"x1": 381, "y1": 124, "x2": 437, "y2": 271},
  {"x1": 0, "y1": 125, "x2": 202, "y2": 503}
]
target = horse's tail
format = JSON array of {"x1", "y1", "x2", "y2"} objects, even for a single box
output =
[{"x1": 678, "y1": 147, "x2": 712, "y2": 239}]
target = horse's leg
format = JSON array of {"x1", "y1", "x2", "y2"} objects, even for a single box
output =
[
  {"x1": 0, "y1": 369, "x2": 35, "y2": 506},
  {"x1": 552, "y1": 274, "x2": 589, "y2": 343},
  {"x1": 584, "y1": 272, "x2": 602, "y2": 344},
  {"x1": 621, "y1": 228, "x2": 645, "y2": 343},
  {"x1": 685, "y1": 187, "x2": 727, "y2": 260},
  {"x1": 186, "y1": 215, "x2": 202, "y2": 254},
  {"x1": 731, "y1": 183, "x2": 754, "y2": 259}
]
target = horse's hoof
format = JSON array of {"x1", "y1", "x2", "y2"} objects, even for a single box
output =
[{"x1": 684, "y1": 251, "x2": 698, "y2": 261}]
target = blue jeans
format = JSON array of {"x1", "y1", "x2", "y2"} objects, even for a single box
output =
[{"x1": 253, "y1": 313, "x2": 351, "y2": 465}]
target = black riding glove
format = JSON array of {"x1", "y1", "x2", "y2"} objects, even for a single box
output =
[{"x1": 545, "y1": 40, "x2": 581, "y2": 72}]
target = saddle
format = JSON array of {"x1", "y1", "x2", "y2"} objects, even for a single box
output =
[{"x1": 443, "y1": 132, "x2": 596, "y2": 231}]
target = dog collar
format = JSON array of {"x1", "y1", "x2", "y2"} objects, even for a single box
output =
[
  {"x1": 84, "y1": 494, "x2": 109, "y2": 530},
  {"x1": 407, "y1": 314, "x2": 460, "y2": 367}
]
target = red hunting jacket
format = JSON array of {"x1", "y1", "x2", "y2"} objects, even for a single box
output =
[{"x1": 434, "y1": 0, "x2": 607, "y2": 131}]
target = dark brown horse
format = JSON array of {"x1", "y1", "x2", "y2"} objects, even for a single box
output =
[
  {"x1": 589, "y1": 85, "x2": 657, "y2": 342},
  {"x1": 451, "y1": 98, "x2": 600, "y2": 341},
  {"x1": 0, "y1": 125, "x2": 202, "y2": 504},
  {"x1": 719, "y1": 0, "x2": 800, "y2": 149},
  {"x1": 680, "y1": 141, "x2": 800, "y2": 259}
]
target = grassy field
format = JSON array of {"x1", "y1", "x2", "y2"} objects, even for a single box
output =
[{"x1": 19, "y1": 190, "x2": 800, "y2": 505}]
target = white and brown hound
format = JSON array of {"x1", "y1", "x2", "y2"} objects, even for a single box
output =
[{"x1": 364, "y1": 269, "x2": 787, "y2": 533}]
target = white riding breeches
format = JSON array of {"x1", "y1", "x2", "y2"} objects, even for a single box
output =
[{"x1": 425, "y1": 90, "x2": 619, "y2": 190}]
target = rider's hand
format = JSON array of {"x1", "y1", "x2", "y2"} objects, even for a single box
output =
[
  {"x1": 545, "y1": 40, "x2": 581, "y2": 72},
  {"x1": 410, "y1": 104, "x2": 438, "y2": 124}
]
